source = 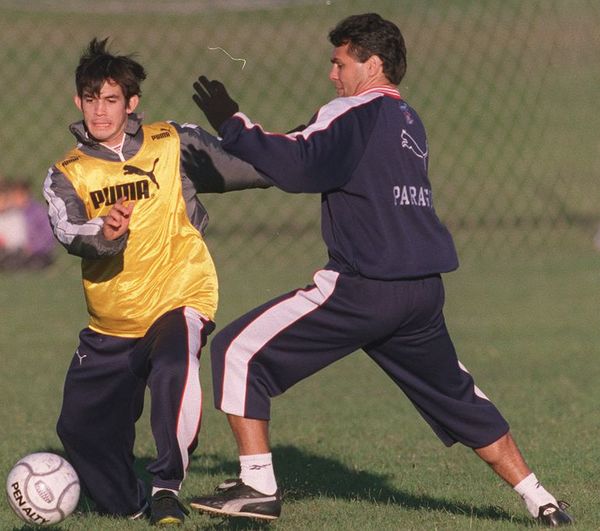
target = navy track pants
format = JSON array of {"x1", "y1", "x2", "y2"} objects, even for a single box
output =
[
  {"x1": 211, "y1": 270, "x2": 509, "y2": 449},
  {"x1": 57, "y1": 306, "x2": 213, "y2": 516}
]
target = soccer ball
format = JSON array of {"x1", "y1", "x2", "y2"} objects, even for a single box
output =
[{"x1": 6, "y1": 452, "x2": 80, "y2": 526}]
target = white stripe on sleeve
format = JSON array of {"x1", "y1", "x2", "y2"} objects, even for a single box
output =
[{"x1": 43, "y1": 168, "x2": 103, "y2": 245}]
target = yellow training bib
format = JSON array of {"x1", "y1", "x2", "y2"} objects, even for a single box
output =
[{"x1": 57, "y1": 122, "x2": 218, "y2": 336}]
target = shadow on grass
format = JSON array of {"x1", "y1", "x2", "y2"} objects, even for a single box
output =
[
  {"x1": 12, "y1": 446, "x2": 531, "y2": 529},
  {"x1": 188, "y1": 444, "x2": 533, "y2": 528}
]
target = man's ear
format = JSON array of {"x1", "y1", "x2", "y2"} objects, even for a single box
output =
[
  {"x1": 74, "y1": 94, "x2": 82, "y2": 112},
  {"x1": 126, "y1": 94, "x2": 140, "y2": 114},
  {"x1": 366, "y1": 54, "x2": 384, "y2": 78}
]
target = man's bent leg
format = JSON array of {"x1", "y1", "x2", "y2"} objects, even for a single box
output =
[
  {"x1": 135, "y1": 308, "x2": 213, "y2": 492},
  {"x1": 226, "y1": 415, "x2": 278, "y2": 495},
  {"x1": 228, "y1": 415, "x2": 270, "y2": 455},
  {"x1": 57, "y1": 329, "x2": 146, "y2": 516},
  {"x1": 133, "y1": 308, "x2": 212, "y2": 526},
  {"x1": 190, "y1": 414, "x2": 280, "y2": 521},
  {"x1": 194, "y1": 271, "x2": 404, "y2": 520}
]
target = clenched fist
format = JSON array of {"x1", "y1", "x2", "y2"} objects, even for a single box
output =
[{"x1": 103, "y1": 197, "x2": 134, "y2": 240}]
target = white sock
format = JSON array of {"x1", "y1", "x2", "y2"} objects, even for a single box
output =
[
  {"x1": 152, "y1": 487, "x2": 178, "y2": 496},
  {"x1": 239, "y1": 453, "x2": 277, "y2": 495},
  {"x1": 514, "y1": 473, "x2": 558, "y2": 517}
]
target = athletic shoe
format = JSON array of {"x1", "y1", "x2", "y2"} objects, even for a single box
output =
[
  {"x1": 537, "y1": 501, "x2": 573, "y2": 527},
  {"x1": 215, "y1": 478, "x2": 241, "y2": 492},
  {"x1": 190, "y1": 479, "x2": 281, "y2": 520},
  {"x1": 128, "y1": 500, "x2": 150, "y2": 520},
  {"x1": 150, "y1": 490, "x2": 189, "y2": 526}
]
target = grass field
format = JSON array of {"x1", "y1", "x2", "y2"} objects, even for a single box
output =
[{"x1": 1, "y1": 245, "x2": 598, "y2": 530}]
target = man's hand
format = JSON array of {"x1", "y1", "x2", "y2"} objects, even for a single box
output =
[
  {"x1": 192, "y1": 75, "x2": 239, "y2": 133},
  {"x1": 102, "y1": 197, "x2": 134, "y2": 241}
]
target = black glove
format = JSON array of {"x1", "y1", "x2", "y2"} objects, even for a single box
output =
[{"x1": 192, "y1": 75, "x2": 239, "y2": 133}]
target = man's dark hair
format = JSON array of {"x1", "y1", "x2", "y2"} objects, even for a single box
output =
[
  {"x1": 75, "y1": 38, "x2": 147, "y2": 100},
  {"x1": 329, "y1": 13, "x2": 407, "y2": 85}
]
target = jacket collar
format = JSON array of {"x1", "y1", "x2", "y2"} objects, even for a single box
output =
[{"x1": 357, "y1": 86, "x2": 401, "y2": 99}]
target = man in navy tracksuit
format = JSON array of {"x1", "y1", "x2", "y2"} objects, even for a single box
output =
[{"x1": 189, "y1": 13, "x2": 572, "y2": 526}]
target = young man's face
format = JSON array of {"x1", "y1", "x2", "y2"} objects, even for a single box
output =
[
  {"x1": 329, "y1": 43, "x2": 371, "y2": 97},
  {"x1": 74, "y1": 79, "x2": 139, "y2": 147}
]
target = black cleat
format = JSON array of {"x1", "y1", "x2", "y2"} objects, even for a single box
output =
[
  {"x1": 129, "y1": 500, "x2": 150, "y2": 520},
  {"x1": 150, "y1": 490, "x2": 189, "y2": 526},
  {"x1": 190, "y1": 479, "x2": 281, "y2": 520},
  {"x1": 537, "y1": 501, "x2": 573, "y2": 527}
]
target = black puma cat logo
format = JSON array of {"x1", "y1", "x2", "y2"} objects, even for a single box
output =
[{"x1": 123, "y1": 158, "x2": 160, "y2": 189}]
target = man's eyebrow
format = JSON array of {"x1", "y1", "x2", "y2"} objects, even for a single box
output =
[{"x1": 82, "y1": 91, "x2": 119, "y2": 99}]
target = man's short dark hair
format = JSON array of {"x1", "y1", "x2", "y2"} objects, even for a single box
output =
[
  {"x1": 328, "y1": 13, "x2": 407, "y2": 85},
  {"x1": 75, "y1": 38, "x2": 147, "y2": 100}
]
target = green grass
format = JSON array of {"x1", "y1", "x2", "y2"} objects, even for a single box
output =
[{"x1": 1, "y1": 245, "x2": 598, "y2": 530}]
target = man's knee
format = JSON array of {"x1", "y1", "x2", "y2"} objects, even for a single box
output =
[{"x1": 56, "y1": 413, "x2": 79, "y2": 448}]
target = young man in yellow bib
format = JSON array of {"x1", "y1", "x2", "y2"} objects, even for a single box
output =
[{"x1": 43, "y1": 38, "x2": 269, "y2": 526}]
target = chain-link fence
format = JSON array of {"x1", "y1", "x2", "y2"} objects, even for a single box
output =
[{"x1": 0, "y1": 0, "x2": 598, "y2": 272}]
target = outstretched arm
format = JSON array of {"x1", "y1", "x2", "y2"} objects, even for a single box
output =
[
  {"x1": 175, "y1": 122, "x2": 272, "y2": 194},
  {"x1": 192, "y1": 76, "x2": 380, "y2": 193}
]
